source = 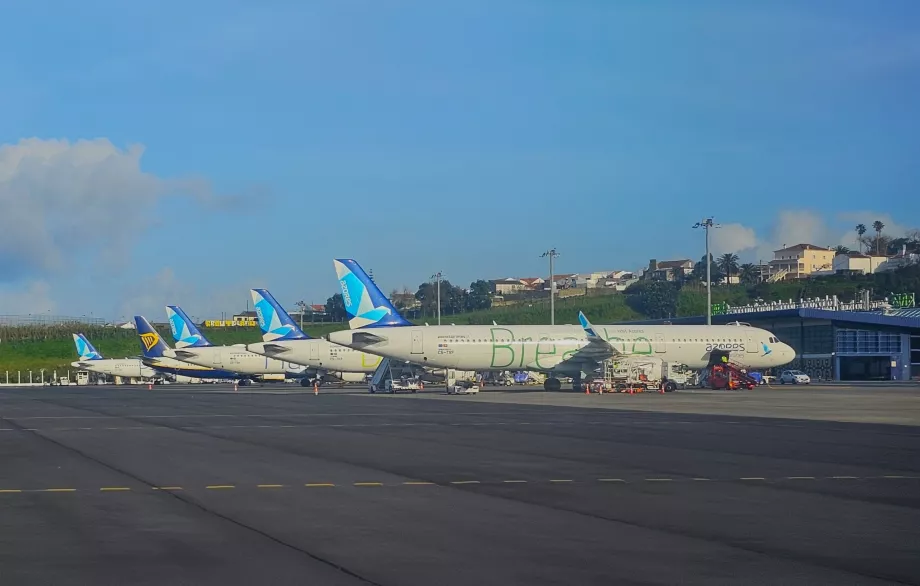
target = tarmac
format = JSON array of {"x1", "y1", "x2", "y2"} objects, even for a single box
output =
[{"x1": 1, "y1": 383, "x2": 918, "y2": 585}]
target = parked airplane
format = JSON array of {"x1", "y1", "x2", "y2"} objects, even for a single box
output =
[
  {"x1": 70, "y1": 333, "x2": 157, "y2": 380},
  {"x1": 244, "y1": 288, "x2": 380, "y2": 385},
  {"x1": 161, "y1": 305, "x2": 310, "y2": 382},
  {"x1": 134, "y1": 316, "x2": 245, "y2": 382},
  {"x1": 328, "y1": 259, "x2": 796, "y2": 391}
]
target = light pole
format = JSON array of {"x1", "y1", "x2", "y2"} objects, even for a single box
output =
[
  {"x1": 540, "y1": 248, "x2": 560, "y2": 325},
  {"x1": 692, "y1": 218, "x2": 720, "y2": 325},
  {"x1": 430, "y1": 272, "x2": 442, "y2": 325},
  {"x1": 295, "y1": 300, "x2": 307, "y2": 330}
]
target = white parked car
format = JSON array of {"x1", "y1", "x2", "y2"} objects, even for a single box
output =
[
  {"x1": 779, "y1": 370, "x2": 811, "y2": 385},
  {"x1": 447, "y1": 381, "x2": 480, "y2": 395}
]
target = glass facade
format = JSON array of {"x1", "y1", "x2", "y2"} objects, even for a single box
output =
[
  {"x1": 773, "y1": 325, "x2": 833, "y2": 355},
  {"x1": 835, "y1": 329, "x2": 902, "y2": 355}
]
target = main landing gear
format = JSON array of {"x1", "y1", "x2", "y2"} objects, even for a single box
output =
[
  {"x1": 543, "y1": 377, "x2": 562, "y2": 392},
  {"x1": 571, "y1": 374, "x2": 582, "y2": 392}
]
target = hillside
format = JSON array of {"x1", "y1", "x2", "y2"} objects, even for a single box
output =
[
  {"x1": 2, "y1": 264, "x2": 917, "y2": 374},
  {"x1": 0, "y1": 295, "x2": 638, "y2": 373}
]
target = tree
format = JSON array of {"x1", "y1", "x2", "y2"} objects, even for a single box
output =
[
  {"x1": 624, "y1": 281, "x2": 679, "y2": 319},
  {"x1": 717, "y1": 253, "x2": 740, "y2": 283},
  {"x1": 738, "y1": 263, "x2": 759, "y2": 285},
  {"x1": 855, "y1": 224, "x2": 867, "y2": 252},
  {"x1": 324, "y1": 293, "x2": 346, "y2": 322},
  {"x1": 872, "y1": 220, "x2": 885, "y2": 255},
  {"x1": 691, "y1": 254, "x2": 725, "y2": 285},
  {"x1": 466, "y1": 280, "x2": 492, "y2": 311},
  {"x1": 833, "y1": 245, "x2": 850, "y2": 255}
]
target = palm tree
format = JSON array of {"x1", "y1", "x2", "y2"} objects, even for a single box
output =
[
  {"x1": 855, "y1": 224, "x2": 867, "y2": 252},
  {"x1": 717, "y1": 253, "x2": 740, "y2": 283},
  {"x1": 872, "y1": 220, "x2": 885, "y2": 255},
  {"x1": 832, "y1": 245, "x2": 850, "y2": 255},
  {"x1": 738, "y1": 263, "x2": 759, "y2": 285}
]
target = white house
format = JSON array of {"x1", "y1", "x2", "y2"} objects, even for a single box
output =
[{"x1": 832, "y1": 253, "x2": 889, "y2": 275}]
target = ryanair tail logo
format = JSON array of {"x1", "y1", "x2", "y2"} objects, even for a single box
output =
[{"x1": 140, "y1": 332, "x2": 160, "y2": 352}]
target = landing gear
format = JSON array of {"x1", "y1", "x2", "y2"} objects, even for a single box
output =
[
  {"x1": 238, "y1": 378, "x2": 252, "y2": 387},
  {"x1": 301, "y1": 377, "x2": 322, "y2": 388},
  {"x1": 544, "y1": 377, "x2": 562, "y2": 392},
  {"x1": 572, "y1": 374, "x2": 582, "y2": 392}
]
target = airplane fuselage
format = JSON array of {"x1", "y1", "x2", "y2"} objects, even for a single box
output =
[
  {"x1": 328, "y1": 324, "x2": 795, "y2": 375},
  {"x1": 141, "y1": 356, "x2": 240, "y2": 380},
  {"x1": 164, "y1": 346, "x2": 308, "y2": 378},
  {"x1": 71, "y1": 358, "x2": 157, "y2": 379},
  {"x1": 246, "y1": 339, "x2": 383, "y2": 374}
]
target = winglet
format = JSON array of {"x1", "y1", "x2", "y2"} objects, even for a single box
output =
[
  {"x1": 165, "y1": 305, "x2": 212, "y2": 348},
  {"x1": 73, "y1": 333, "x2": 104, "y2": 360},
  {"x1": 249, "y1": 289, "x2": 310, "y2": 342},
  {"x1": 578, "y1": 311, "x2": 601, "y2": 339}
]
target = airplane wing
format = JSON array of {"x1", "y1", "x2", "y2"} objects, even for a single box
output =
[{"x1": 523, "y1": 311, "x2": 620, "y2": 371}]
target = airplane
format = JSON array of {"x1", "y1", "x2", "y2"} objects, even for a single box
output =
[
  {"x1": 244, "y1": 288, "x2": 381, "y2": 386},
  {"x1": 70, "y1": 333, "x2": 157, "y2": 380},
  {"x1": 133, "y1": 316, "x2": 246, "y2": 383},
  {"x1": 160, "y1": 305, "x2": 311, "y2": 383},
  {"x1": 327, "y1": 258, "x2": 797, "y2": 391}
]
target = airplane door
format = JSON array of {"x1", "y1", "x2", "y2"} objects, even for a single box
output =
[
  {"x1": 213, "y1": 351, "x2": 223, "y2": 366},
  {"x1": 745, "y1": 333, "x2": 757, "y2": 353},
  {"x1": 309, "y1": 343, "x2": 319, "y2": 361},
  {"x1": 411, "y1": 330, "x2": 424, "y2": 355},
  {"x1": 654, "y1": 333, "x2": 666, "y2": 353}
]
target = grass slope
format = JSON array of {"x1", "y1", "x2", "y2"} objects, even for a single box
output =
[{"x1": 0, "y1": 294, "x2": 637, "y2": 373}]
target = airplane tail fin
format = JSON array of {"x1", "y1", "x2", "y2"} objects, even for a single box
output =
[
  {"x1": 333, "y1": 259, "x2": 412, "y2": 329},
  {"x1": 134, "y1": 316, "x2": 171, "y2": 358},
  {"x1": 73, "y1": 333, "x2": 104, "y2": 360},
  {"x1": 578, "y1": 311, "x2": 601, "y2": 340},
  {"x1": 165, "y1": 305, "x2": 212, "y2": 348},
  {"x1": 249, "y1": 289, "x2": 310, "y2": 342}
]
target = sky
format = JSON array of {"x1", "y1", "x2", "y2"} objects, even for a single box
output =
[{"x1": 1, "y1": 0, "x2": 918, "y2": 321}]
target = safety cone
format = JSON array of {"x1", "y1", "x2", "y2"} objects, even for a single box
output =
[
  {"x1": 314, "y1": 381, "x2": 319, "y2": 396},
  {"x1": 659, "y1": 382, "x2": 665, "y2": 394},
  {"x1": 233, "y1": 382, "x2": 238, "y2": 392},
  {"x1": 419, "y1": 381, "x2": 424, "y2": 390},
  {"x1": 147, "y1": 382, "x2": 152, "y2": 391},
  {"x1": 584, "y1": 384, "x2": 589, "y2": 395}
]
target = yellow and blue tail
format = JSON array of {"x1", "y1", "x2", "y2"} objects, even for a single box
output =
[
  {"x1": 165, "y1": 305, "x2": 211, "y2": 348},
  {"x1": 333, "y1": 259, "x2": 412, "y2": 329},
  {"x1": 73, "y1": 333, "x2": 104, "y2": 360},
  {"x1": 134, "y1": 316, "x2": 171, "y2": 358},
  {"x1": 249, "y1": 289, "x2": 310, "y2": 342}
]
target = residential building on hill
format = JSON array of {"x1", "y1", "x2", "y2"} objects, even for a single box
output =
[{"x1": 768, "y1": 244, "x2": 835, "y2": 280}]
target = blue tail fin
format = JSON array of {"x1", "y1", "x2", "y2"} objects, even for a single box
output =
[
  {"x1": 333, "y1": 259, "x2": 412, "y2": 329},
  {"x1": 249, "y1": 289, "x2": 310, "y2": 342},
  {"x1": 73, "y1": 333, "x2": 104, "y2": 360},
  {"x1": 165, "y1": 305, "x2": 211, "y2": 348},
  {"x1": 134, "y1": 316, "x2": 171, "y2": 358}
]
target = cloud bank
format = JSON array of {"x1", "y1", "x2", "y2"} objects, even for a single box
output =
[
  {"x1": 705, "y1": 210, "x2": 916, "y2": 263},
  {"x1": 0, "y1": 137, "x2": 233, "y2": 280}
]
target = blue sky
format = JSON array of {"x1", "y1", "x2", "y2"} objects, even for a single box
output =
[{"x1": 1, "y1": 0, "x2": 918, "y2": 320}]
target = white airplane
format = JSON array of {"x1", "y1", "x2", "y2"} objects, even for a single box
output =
[
  {"x1": 160, "y1": 305, "x2": 311, "y2": 383},
  {"x1": 134, "y1": 316, "x2": 245, "y2": 382},
  {"x1": 70, "y1": 333, "x2": 157, "y2": 380},
  {"x1": 327, "y1": 259, "x2": 797, "y2": 391},
  {"x1": 244, "y1": 288, "x2": 381, "y2": 385}
]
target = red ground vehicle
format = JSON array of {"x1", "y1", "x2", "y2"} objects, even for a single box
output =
[{"x1": 709, "y1": 363, "x2": 757, "y2": 390}]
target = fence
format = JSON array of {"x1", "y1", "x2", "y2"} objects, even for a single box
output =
[
  {"x1": 0, "y1": 370, "x2": 72, "y2": 386},
  {"x1": 0, "y1": 315, "x2": 107, "y2": 326}
]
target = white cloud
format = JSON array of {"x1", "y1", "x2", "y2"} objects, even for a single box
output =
[
  {"x1": 0, "y1": 137, "x2": 235, "y2": 280},
  {"x1": 0, "y1": 280, "x2": 57, "y2": 315},
  {"x1": 116, "y1": 267, "x2": 266, "y2": 323},
  {"x1": 710, "y1": 223, "x2": 757, "y2": 255}
]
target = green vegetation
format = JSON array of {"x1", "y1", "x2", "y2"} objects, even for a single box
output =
[{"x1": 2, "y1": 264, "x2": 918, "y2": 373}]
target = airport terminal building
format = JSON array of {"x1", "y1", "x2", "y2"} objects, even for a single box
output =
[{"x1": 625, "y1": 298, "x2": 920, "y2": 381}]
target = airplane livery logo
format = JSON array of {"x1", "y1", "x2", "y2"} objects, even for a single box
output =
[
  {"x1": 140, "y1": 332, "x2": 160, "y2": 352},
  {"x1": 762, "y1": 342, "x2": 773, "y2": 356}
]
